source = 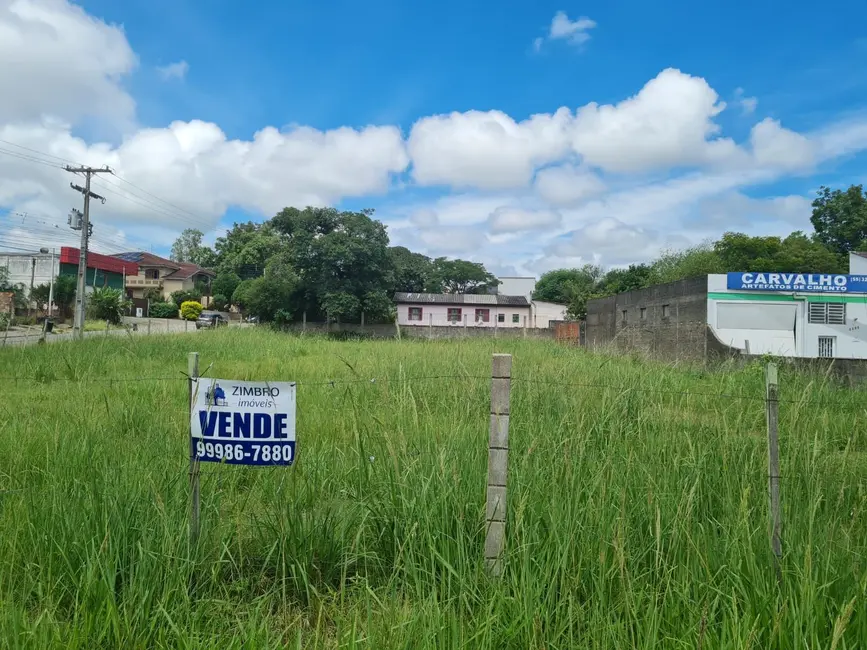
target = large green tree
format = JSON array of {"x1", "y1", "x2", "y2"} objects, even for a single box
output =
[
  {"x1": 648, "y1": 243, "x2": 725, "y2": 284},
  {"x1": 811, "y1": 185, "x2": 867, "y2": 255},
  {"x1": 714, "y1": 231, "x2": 842, "y2": 273},
  {"x1": 534, "y1": 266, "x2": 602, "y2": 304},
  {"x1": 170, "y1": 228, "x2": 217, "y2": 267},
  {"x1": 214, "y1": 222, "x2": 284, "y2": 278},
  {"x1": 389, "y1": 246, "x2": 432, "y2": 293},
  {"x1": 429, "y1": 258, "x2": 498, "y2": 294},
  {"x1": 271, "y1": 207, "x2": 393, "y2": 322}
]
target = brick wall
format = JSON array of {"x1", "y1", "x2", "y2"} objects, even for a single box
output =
[{"x1": 585, "y1": 277, "x2": 710, "y2": 361}]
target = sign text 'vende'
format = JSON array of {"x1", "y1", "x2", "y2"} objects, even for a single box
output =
[{"x1": 189, "y1": 378, "x2": 296, "y2": 466}]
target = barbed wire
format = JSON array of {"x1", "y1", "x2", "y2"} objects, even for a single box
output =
[{"x1": 0, "y1": 371, "x2": 864, "y2": 411}]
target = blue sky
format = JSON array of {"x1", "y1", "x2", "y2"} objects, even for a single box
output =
[{"x1": 1, "y1": 0, "x2": 867, "y2": 275}]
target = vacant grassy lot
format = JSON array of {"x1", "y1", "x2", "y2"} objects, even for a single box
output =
[{"x1": 0, "y1": 329, "x2": 865, "y2": 648}]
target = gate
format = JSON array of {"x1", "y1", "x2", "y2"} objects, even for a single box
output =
[{"x1": 553, "y1": 321, "x2": 580, "y2": 344}]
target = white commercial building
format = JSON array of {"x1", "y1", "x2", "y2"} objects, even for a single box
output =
[{"x1": 708, "y1": 258, "x2": 867, "y2": 359}]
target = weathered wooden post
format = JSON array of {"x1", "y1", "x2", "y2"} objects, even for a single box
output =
[
  {"x1": 188, "y1": 352, "x2": 200, "y2": 545},
  {"x1": 485, "y1": 353, "x2": 511, "y2": 576}
]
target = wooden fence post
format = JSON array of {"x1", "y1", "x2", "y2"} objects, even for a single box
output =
[
  {"x1": 766, "y1": 362, "x2": 782, "y2": 583},
  {"x1": 188, "y1": 352, "x2": 201, "y2": 546},
  {"x1": 486, "y1": 353, "x2": 511, "y2": 576},
  {"x1": 428, "y1": 313, "x2": 433, "y2": 339},
  {"x1": 147, "y1": 318, "x2": 151, "y2": 335}
]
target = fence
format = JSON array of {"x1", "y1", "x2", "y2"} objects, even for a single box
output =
[{"x1": 3, "y1": 352, "x2": 864, "y2": 579}]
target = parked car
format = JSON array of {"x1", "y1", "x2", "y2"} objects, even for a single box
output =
[{"x1": 196, "y1": 311, "x2": 229, "y2": 329}]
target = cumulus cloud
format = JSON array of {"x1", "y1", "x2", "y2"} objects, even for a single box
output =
[
  {"x1": 4, "y1": 1, "x2": 867, "y2": 273},
  {"x1": 533, "y1": 164, "x2": 606, "y2": 206},
  {"x1": 407, "y1": 108, "x2": 572, "y2": 189},
  {"x1": 0, "y1": 0, "x2": 136, "y2": 125},
  {"x1": 157, "y1": 60, "x2": 189, "y2": 80},
  {"x1": 488, "y1": 207, "x2": 561, "y2": 233},
  {"x1": 534, "y1": 11, "x2": 597, "y2": 51},
  {"x1": 572, "y1": 68, "x2": 739, "y2": 173}
]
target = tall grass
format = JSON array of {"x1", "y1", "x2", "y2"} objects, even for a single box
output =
[{"x1": 0, "y1": 329, "x2": 865, "y2": 648}]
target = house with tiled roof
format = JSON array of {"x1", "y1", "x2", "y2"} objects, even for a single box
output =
[{"x1": 115, "y1": 251, "x2": 214, "y2": 303}]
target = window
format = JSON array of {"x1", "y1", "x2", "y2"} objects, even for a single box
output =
[
  {"x1": 818, "y1": 336, "x2": 835, "y2": 358},
  {"x1": 447, "y1": 308, "x2": 462, "y2": 323},
  {"x1": 512, "y1": 314, "x2": 520, "y2": 323},
  {"x1": 408, "y1": 307, "x2": 423, "y2": 321},
  {"x1": 145, "y1": 269, "x2": 160, "y2": 279},
  {"x1": 475, "y1": 308, "x2": 490, "y2": 323},
  {"x1": 621, "y1": 309, "x2": 628, "y2": 323},
  {"x1": 497, "y1": 313, "x2": 505, "y2": 323},
  {"x1": 808, "y1": 302, "x2": 846, "y2": 325},
  {"x1": 662, "y1": 304, "x2": 670, "y2": 318},
  {"x1": 640, "y1": 307, "x2": 647, "y2": 321}
]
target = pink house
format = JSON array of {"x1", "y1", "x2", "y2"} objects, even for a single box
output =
[{"x1": 394, "y1": 292, "x2": 531, "y2": 328}]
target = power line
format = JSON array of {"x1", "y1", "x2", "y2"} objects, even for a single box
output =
[
  {"x1": 0, "y1": 139, "x2": 80, "y2": 166},
  {"x1": 0, "y1": 147, "x2": 65, "y2": 170}
]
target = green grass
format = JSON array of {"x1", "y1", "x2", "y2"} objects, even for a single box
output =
[{"x1": 0, "y1": 329, "x2": 865, "y2": 648}]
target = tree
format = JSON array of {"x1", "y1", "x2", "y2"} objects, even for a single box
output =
[
  {"x1": 212, "y1": 273, "x2": 242, "y2": 303},
  {"x1": 271, "y1": 206, "x2": 394, "y2": 322},
  {"x1": 214, "y1": 222, "x2": 283, "y2": 278},
  {"x1": 534, "y1": 266, "x2": 602, "y2": 304},
  {"x1": 429, "y1": 258, "x2": 499, "y2": 294},
  {"x1": 713, "y1": 231, "x2": 843, "y2": 273},
  {"x1": 389, "y1": 246, "x2": 432, "y2": 293},
  {"x1": 598, "y1": 264, "x2": 653, "y2": 295},
  {"x1": 649, "y1": 243, "x2": 725, "y2": 284},
  {"x1": 811, "y1": 185, "x2": 867, "y2": 255},
  {"x1": 211, "y1": 294, "x2": 229, "y2": 311},
  {"x1": 170, "y1": 228, "x2": 216, "y2": 266}
]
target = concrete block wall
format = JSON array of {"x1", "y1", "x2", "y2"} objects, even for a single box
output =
[{"x1": 585, "y1": 277, "x2": 710, "y2": 361}]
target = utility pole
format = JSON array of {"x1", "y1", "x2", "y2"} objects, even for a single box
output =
[{"x1": 66, "y1": 166, "x2": 110, "y2": 340}]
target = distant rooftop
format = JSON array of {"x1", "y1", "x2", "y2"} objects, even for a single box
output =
[
  {"x1": 113, "y1": 252, "x2": 214, "y2": 279},
  {"x1": 394, "y1": 292, "x2": 529, "y2": 307}
]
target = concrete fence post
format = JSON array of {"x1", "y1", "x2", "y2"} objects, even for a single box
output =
[
  {"x1": 361, "y1": 311, "x2": 365, "y2": 331},
  {"x1": 429, "y1": 313, "x2": 433, "y2": 339},
  {"x1": 485, "y1": 353, "x2": 512, "y2": 576},
  {"x1": 147, "y1": 318, "x2": 151, "y2": 335},
  {"x1": 766, "y1": 362, "x2": 782, "y2": 584},
  {"x1": 302, "y1": 310, "x2": 307, "y2": 332}
]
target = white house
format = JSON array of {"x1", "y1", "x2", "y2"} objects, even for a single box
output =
[{"x1": 395, "y1": 293, "x2": 531, "y2": 327}]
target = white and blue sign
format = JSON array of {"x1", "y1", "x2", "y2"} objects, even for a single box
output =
[
  {"x1": 190, "y1": 378, "x2": 296, "y2": 466},
  {"x1": 727, "y1": 272, "x2": 867, "y2": 293}
]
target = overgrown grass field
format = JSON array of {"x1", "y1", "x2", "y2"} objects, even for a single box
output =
[{"x1": 0, "y1": 329, "x2": 865, "y2": 648}]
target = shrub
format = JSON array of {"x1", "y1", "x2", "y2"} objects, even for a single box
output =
[
  {"x1": 149, "y1": 302, "x2": 178, "y2": 319},
  {"x1": 88, "y1": 287, "x2": 130, "y2": 325},
  {"x1": 210, "y1": 293, "x2": 229, "y2": 311},
  {"x1": 180, "y1": 300, "x2": 204, "y2": 321},
  {"x1": 171, "y1": 289, "x2": 202, "y2": 308}
]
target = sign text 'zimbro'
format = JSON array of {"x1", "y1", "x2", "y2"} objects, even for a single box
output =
[
  {"x1": 190, "y1": 379, "x2": 296, "y2": 466},
  {"x1": 727, "y1": 272, "x2": 867, "y2": 293}
]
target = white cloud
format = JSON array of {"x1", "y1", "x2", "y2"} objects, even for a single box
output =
[
  {"x1": 4, "y1": 1, "x2": 867, "y2": 274},
  {"x1": 572, "y1": 68, "x2": 739, "y2": 173},
  {"x1": 157, "y1": 60, "x2": 189, "y2": 81},
  {"x1": 0, "y1": 0, "x2": 136, "y2": 125},
  {"x1": 749, "y1": 118, "x2": 815, "y2": 171},
  {"x1": 534, "y1": 164, "x2": 606, "y2": 206},
  {"x1": 734, "y1": 87, "x2": 758, "y2": 115},
  {"x1": 407, "y1": 108, "x2": 572, "y2": 189},
  {"x1": 488, "y1": 207, "x2": 561, "y2": 233},
  {"x1": 535, "y1": 11, "x2": 597, "y2": 51}
]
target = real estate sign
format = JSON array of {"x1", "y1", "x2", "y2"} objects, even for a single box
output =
[
  {"x1": 727, "y1": 272, "x2": 867, "y2": 293},
  {"x1": 190, "y1": 378, "x2": 296, "y2": 465}
]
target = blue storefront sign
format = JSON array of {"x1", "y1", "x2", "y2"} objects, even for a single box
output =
[{"x1": 727, "y1": 272, "x2": 867, "y2": 293}]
